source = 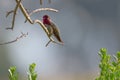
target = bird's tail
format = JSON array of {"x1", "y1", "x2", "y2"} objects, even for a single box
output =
[{"x1": 54, "y1": 33, "x2": 64, "y2": 44}]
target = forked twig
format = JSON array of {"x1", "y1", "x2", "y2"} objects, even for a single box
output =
[
  {"x1": 45, "y1": 40, "x2": 63, "y2": 47},
  {"x1": 6, "y1": 0, "x2": 22, "y2": 30},
  {"x1": 16, "y1": 0, "x2": 33, "y2": 24},
  {"x1": 16, "y1": 0, "x2": 60, "y2": 46},
  {"x1": 15, "y1": 0, "x2": 57, "y2": 46},
  {"x1": 0, "y1": 32, "x2": 28, "y2": 45},
  {"x1": 6, "y1": 0, "x2": 60, "y2": 46},
  {"x1": 6, "y1": 10, "x2": 14, "y2": 17}
]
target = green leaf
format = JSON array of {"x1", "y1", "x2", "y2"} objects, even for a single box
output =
[
  {"x1": 28, "y1": 63, "x2": 37, "y2": 80},
  {"x1": 8, "y1": 66, "x2": 18, "y2": 80},
  {"x1": 96, "y1": 48, "x2": 120, "y2": 80}
]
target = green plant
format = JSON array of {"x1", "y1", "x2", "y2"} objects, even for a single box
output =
[
  {"x1": 28, "y1": 63, "x2": 37, "y2": 80},
  {"x1": 8, "y1": 63, "x2": 37, "y2": 80},
  {"x1": 8, "y1": 66, "x2": 18, "y2": 80},
  {"x1": 96, "y1": 48, "x2": 120, "y2": 80}
]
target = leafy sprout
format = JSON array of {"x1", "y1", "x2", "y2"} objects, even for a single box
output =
[
  {"x1": 96, "y1": 48, "x2": 120, "y2": 80},
  {"x1": 28, "y1": 63, "x2": 37, "y2": 80},
  {"x1": 8, "y1": 66, "x2": 18, "y2": 80}
]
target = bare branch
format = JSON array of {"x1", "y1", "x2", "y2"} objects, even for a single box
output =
[
  {"x1": 15, "y1": 0, "x2": 33, "y2": 24},
  {"x1": 6, "y1": 10, "x2": 14, "y2": 18},
  {"x1": 6, "y1": 0, "x2": 22, "y2": 30},
  {"x1": 40, "y1": 0, "x2": 42, "y2": 5},
  {"x1": 15, "y1": 0, "x2": 60, "y2": 46},
  {"x1": 33, "y1": 19, "x2": 51, "y2": 39},
  {"x1": 45, "y1": 40, "x2": 51, "y2": 47},
  {"x1": 14, "y1": 0, "x2": 56, "y2": 46},
  {"x1": 29, "y1": 8, "x2": 58, "y2": 16},
  {"x1": 33, "y1": 19, "x2": 62, "y2": 46},
  {"x1": 24, "y1": 8, "x2": 58, "y2": 23},
  {"x1": 0, "y1": 32, "x2": 28, "y2": 45},
  {"x1": 45, "y1": 39, "x2": 64, "y2": 47},
  {"x1": 6, "y1": 0, "x2": 61, "y2": 46}
]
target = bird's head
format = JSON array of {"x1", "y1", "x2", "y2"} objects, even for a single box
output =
[
  {"x1": 43, "y1": 15, "x2": 49, "y2": 19},
  {"x1": 43, "y1": 15, "x2": 51, "y2": 25}
]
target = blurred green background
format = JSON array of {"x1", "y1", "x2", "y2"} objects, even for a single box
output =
[{"x1": 0, "y1": 0, "x2": 120, "y2": 80}]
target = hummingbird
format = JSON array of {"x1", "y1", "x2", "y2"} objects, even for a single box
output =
[{"x1": 42, "y1": 15, "x2": 63, "y2": 44}]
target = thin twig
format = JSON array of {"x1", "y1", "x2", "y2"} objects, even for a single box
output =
[
  {"x1": 40, "y1": 0, "x2": 51, "y2": 5},
  {"x1": 6, "y1": 0, "x2": 22, "y2": 30},
  {"x1": 40, "y1": 0, "x2": 42, "y2": 5},
  {"x1": 29, "y1": 8, "x2": 58, "y2": 16},
  {"x1": 24, "y1": 8, "x2": 58, "y2": 23},
  {"x1": 0, "y1": 32, "x2": 28, "y2": 45},
  {"x1": 45, "y1": 40, "x2": 51, "y2": 47},
  {"x1": 6, "y1": 10, "x2": 14, "y2": 18},
  {"x1": 46, "y1": 39, "x2": 64, "y2": 47}
]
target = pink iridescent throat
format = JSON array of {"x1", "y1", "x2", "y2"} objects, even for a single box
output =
[{"x1": 43, "y1": 18, "x2": 51, "y2": 25}]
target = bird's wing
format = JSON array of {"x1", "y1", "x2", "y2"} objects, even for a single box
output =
[
  {"x1": 50, "y1": 22, "x2": 63, "y2": 43},
  {"x1": 51, "y1": 22, "x2": 60, "y2": 34}
]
